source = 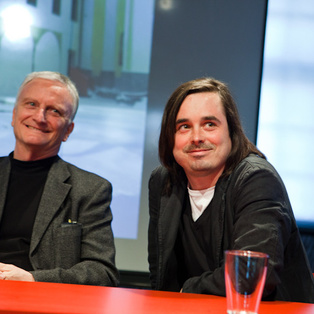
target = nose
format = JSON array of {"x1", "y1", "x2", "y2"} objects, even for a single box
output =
[
  {"x1": 33, "y1": 107, "x2": 47, "y2": 123},
  {"x1": 191, "y1": 126, "x2": 204, "y2": 145}
]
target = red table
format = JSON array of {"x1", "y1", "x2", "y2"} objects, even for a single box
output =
[{"x1": 0, "y1": 280, "x2": 313, "y2": 313}]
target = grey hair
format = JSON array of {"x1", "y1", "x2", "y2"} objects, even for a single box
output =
[{"x1": 16, "y1": 71, "x2": 79, "y2": 121}]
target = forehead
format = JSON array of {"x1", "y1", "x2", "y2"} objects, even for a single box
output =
[
  {"x1": 177, "y1": 92, "x2": 225, "y2": 117},
  {"x1": 19, "y1": 78, "x2": 73, "y2": 105},
  {"x1": 20, "y1": 78, "x2": 68, "y2": 96}
]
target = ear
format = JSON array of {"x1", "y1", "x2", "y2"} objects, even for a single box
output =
[{"x1": 62, "y1": 122, "x2": 74, "y2": 142}]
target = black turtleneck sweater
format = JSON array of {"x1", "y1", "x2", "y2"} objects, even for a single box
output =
[{"x1": 0, "y1": 153, "x2": 56, "y2": 270}]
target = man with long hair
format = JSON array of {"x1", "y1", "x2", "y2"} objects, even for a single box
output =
[{"x1": 148, "y1": 77, "x2": 314, "y2": 302}]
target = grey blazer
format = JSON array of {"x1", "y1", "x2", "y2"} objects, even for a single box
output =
[{"x1": 0, "y1": 156, "x2": 119, "y2": 286}]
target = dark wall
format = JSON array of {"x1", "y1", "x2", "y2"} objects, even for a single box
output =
[{"x1": 147, "y1": 0, "x2": 268, "y2": 140}]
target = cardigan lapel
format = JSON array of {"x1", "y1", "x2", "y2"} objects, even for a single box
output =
[
  {"x1": 30, "y1": 158, "x2": 71, "y2": 254},
  {"x1": 159, "y1": 181, "x2": 186, "y2": 261},
  {"x1": 157, "y1": 180, "x2": 186, "y2": 289},
  {"x1": 0, "y1": 157, "x2": 11, "y2": 221},
  {"x1": 211, "y1": 175, "x2": 232, "y2": 266}
]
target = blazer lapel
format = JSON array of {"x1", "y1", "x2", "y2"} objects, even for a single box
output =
[
  {"x1": 30, "y1": 159, "x2": 71, "y2": 254},
  {"x1": 0, "y1": 157, "x2": 11, "y2": 221}
]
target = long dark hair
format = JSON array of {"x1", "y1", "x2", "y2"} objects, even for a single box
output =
[{"x1": 159, "y1": 77, "x2": 265, "y2": 193}]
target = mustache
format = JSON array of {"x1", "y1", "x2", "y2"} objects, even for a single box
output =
[{"x1": 183, "y1": 143, "x2": 214, "y2": 153}]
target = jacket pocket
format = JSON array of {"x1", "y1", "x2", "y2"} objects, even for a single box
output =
[{"x1": 55, "y1": 223, "x2": 82, "y2": 268}]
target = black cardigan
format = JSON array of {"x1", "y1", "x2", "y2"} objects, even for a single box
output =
[{"x1": 148, "y1": 155, "x2": 314, "y2": 303}]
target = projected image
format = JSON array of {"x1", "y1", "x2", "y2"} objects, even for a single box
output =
[
  {"x1": 257, "y1": 0, "x2": 314, "y2": 223},
  {"x1": 0, "y1": 0, "x2": 155, "y2": 238}
]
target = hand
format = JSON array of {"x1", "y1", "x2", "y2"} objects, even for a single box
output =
[{"x1": 0, "y1": 263, "x2": 35, "y2": 282}]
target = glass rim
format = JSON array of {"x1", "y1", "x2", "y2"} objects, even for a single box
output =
[{"x1": 225, "y1": 250, "x2": 269, "y2": 259}]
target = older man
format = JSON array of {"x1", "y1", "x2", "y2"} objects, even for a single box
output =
[
  {"x1": 148, "y1": 77, "x2": 314, "y2": 302},
  {"x1": 0, "y1": 71, "x2": 119, "y2": 286}
]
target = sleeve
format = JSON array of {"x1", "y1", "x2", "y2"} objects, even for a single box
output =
[
  {"x1": 147, "y1": 168, "x2": 162, "y2": 289},
  {"x1": 181, "y1": 162, "x2": 293, "y2": 299},
  {"x1": 30, "y1": 177, "x2": 120, "y2": 287}
]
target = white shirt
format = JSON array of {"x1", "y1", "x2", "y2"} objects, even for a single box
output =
[{"x1": 188, "y1": 186, "x2": 215, "y2": 221}]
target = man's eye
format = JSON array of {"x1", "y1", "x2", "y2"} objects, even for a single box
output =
[
  {"x1": 177, "y1": 124, "x2": 190, "y2": 132},
  {"x1": 205, "y1": 122, "x2": 215, "y2": 128},
  {"x1": 49, "y1": 108, "x2": 61, "y2": 116}
]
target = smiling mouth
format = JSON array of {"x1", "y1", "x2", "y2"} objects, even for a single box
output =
[
  {"x1": 187, "y1": 149, "x2": 213, "y2": 158},
  {"x1": 188, "y1": 149, "x2": 210, "y2": 153},
  {"x1": 27, "y1": 125, "x2": 49, "y2": 133},
  {"x1": 186, "y1": 146, "x2": 213, "y2": 154}
]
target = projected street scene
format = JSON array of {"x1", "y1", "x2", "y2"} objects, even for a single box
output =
[{"x1": 0, "y1": 0, "x2": 155, "y2": 239}]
